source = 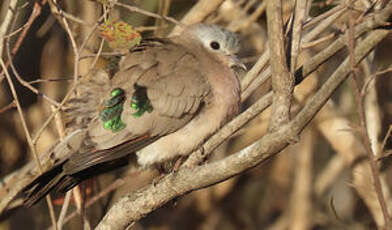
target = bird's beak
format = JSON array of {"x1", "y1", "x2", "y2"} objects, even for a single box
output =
[{"x1": 228, "y1": 55, "x2": 247, "y2": 71}]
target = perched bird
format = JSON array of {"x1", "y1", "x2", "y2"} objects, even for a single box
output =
[{"x1": 23, "y1": 24, "x2": 245, "y2": 206}]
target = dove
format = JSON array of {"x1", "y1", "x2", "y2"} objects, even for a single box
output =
[{"x1": 23, "y1": 24, "x2": 245, "y2": 206}]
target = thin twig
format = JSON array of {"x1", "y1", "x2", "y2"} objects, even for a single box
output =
[
  {"x1": 0, "y1": 58, "x2": 58, "y2": 230},
  {"x1": 290, "y1": 0, "x2": 309, "y2": 73},
  {"x1": 302, "y1": 3, "x2": 346, "y2": 29},
  {"x1": 301, "y1": 33, "x2": 335, "y2": 49},
  {"x1": 113, "y1": 1, "x2": 183, "y2": 27},
  {"x1": 290, "y1": 129, "x2": 314, "y2": 230},
  {"x1": 50, "y1": 105, "x2": 69, "y2": 230},
  {"x1": 348, "y1": 2, "x2": 390, "y2": 226},
  {"x1": 32, "y1": 0, "x2": 82, "y2": 146},
  {"x1": 0, "y1": 1, "x2": 47, "y2": 84},
  {"x1": 0, "y1": 0, "x2": 18, "y2": 57},
  {"x1": 57, "y1": 192, "x2": 72, "y2": 230},
  {"x1": 56, "y1": 178, "x2": 126, "y2": 229},
  {"x1": 6, "y1": 39, "x2": 60, "y2": 107},
  {"x1": 85, "y1": 38, "x2": 105, "y2": 76},
  {"x1": 240, "y1": 1, "x2": 351, "y2": 103},
  {"x1": 381, "y1": 125, "x2": 392, "y2": 154},
  {"x1": 80, "y1": 52, "x2": 125, "y2": 60},
  {"x1": 0, "y1": 101, "x2": 16, "y2": 114},
  {"x1": 28, "y1": 78, "x2": 73, "y2": 84}
]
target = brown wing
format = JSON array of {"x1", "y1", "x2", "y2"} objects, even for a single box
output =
[
  {"x1": 62, "y1": 135, "x2": 157, "y2": 175},
  {"x1": 121, "y1": 38, "x2": 211, "y2": 118},
  {"x1": 63, "y1": 70, "x2": 111, "y2": 131},
  {"x1": 61, "y1": 38, "x2": 211, "y2": 174}
]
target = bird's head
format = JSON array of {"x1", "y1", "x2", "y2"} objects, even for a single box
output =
[{"x1": 182, "y1": 24, "x2": 246, "y2": 71}]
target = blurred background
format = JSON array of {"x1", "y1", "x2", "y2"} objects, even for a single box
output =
[{"x1": 1, "y1": 0, "x2": 392, "y2": 229}]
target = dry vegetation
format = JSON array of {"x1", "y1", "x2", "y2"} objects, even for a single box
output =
[{"x1": 1, "y1": 0, "x2": 392, "y2": 229}]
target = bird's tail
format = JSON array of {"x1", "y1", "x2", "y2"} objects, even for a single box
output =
[
  {"x1": 23, "y1": 163, "x2": 66, "y2": 207},
  {"x1": 23, "y1": 129, "x2": 89, "y2": 207},
  {"x1": 23, "y1": 156, "x2": 130, "y2": 207},
  {"x1": 23, "y1": 129, "x2": 153, "y2": 206}
]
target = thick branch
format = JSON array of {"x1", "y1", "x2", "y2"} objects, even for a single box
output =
[
  {"x1": 267, "y1": 0, "x2": 294, "y2": 131},
  {"x1": 0, "y1": 0, "x2": 18, "y2": 57}
]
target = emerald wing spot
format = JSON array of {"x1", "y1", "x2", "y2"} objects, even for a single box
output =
[
  {"x1": 131, "y1": 85, "x2": 153, "y2": 117},
  {"x1": 99, "y1": 86, "x2": 153, "y2": 132},
  {"x1": 100, "y1": 88, "x2": 126, "y2": 132}
]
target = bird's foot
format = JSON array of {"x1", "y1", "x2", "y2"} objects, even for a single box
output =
[
  {"x1": 172, "y1": 156, "x2": 187, "y2": 172},
  {"x1": 152, "y1": 173, "x2": 166, "y2": 186}
]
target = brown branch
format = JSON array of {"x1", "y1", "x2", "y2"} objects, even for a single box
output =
[
  {"x1": 5, "y1": 40, "x2": 60, "y2": 107},
  {"x1": 381, "y1": 125, "x2": 392, "y2": 154},
  {"x1": 302, "y1": 3, "x2": 346, "y2": 29},
  {"x1": 240, "y1": 48, "x2": 270, "y2": 100},
  {"x1": 266, "y1": 0, "x2": 294, "y2": 131},
  {"x1": 302, "y1": 2, "x2": 347, "y2": 43},
  {"x1": 0, "y1": 58, "x2": 58, "y2": 230},
  {"x1": 0, "y1": 1, "x2": 47, "y2": 84},
  {"x1": 0, "y1": 101, "x2": 16, "y2": 114},
  {"x1": 49, "y1": 104, "x2": 68, "y2": 230},
  {"x1": 30, "y1": 0, "x2": 85, "y2": 147},
  {"x1": 301, "y1": 33, "x2": 335, "y2": 49},
  {"x1": 241, "y1": 1, "x2": 349, "y2": 102},
  {"x1": 0, "y1": 0, "x2": 18, "y2": 57},
  {"x1": 289, "y1": 129, "x2": 314, "y2": 230},
  {"x1": 348, "y1": 2, "x2": 390, "y2": 226},
  {"x1": 113, "y1": 1, "x2": 183, "y2": 28},
  {"x1": 52, "y1": 178, "x2": 127, "y2": 230},
  {"x1": 290, "y1": 0, "x2": 309, "y2": 73}
]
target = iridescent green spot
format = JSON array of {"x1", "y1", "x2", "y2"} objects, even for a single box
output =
[
  {"x1": 131, "y1": 86, "x2": 153, "y2": 117},
  {"x1": 100, "y1": 88, "x2": 126, "y2": 132},
  {"x1": 103, "y1": 117, "x2": 125, "y2": 131},
  {"x1": 111, "y1": 88, "x2": 123, "y2": 97}
]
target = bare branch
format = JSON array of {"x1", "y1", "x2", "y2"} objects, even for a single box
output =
[{"x1": 266, "y1": 0, "x2": 294, "y2": 131}]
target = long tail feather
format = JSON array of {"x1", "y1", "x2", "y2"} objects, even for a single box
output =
[
  {"x1": 23, "y1": 152, "x2": 135, "y2": 206},
  {"x1": 23, "y1": 131, "x2": 156, "y2": 207},
  {"x1": 23, "y1": 163, "x2": 65, "y2": 207}
]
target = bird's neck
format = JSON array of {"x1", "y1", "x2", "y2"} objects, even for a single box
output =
[{"x1": 174, "y1": 35, "x2": 241, "y2": 118}]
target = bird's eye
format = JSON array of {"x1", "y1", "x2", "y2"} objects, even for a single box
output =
[{"x1": 210, "y1": 41, "x2": 220, "y2": 50}]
